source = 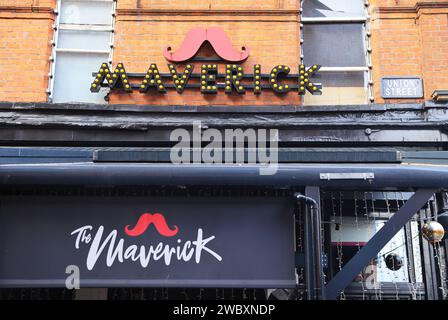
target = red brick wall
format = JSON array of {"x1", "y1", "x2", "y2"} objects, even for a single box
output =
[
  {"x1": 371, "y1": 0, "x2": 448, "y2": 103},
  {"x1": 0, "y1": 1, "x2": 54, "y2": 102},
  {"x1": 1, "y1": 0, "x2": 448, "y2": 105},
  {"x1": 109, "y1": 0, "x2": 301, "y2": 106},
  {"x1": 419, "y1": 9, "x2": 448, "y2": 99}
]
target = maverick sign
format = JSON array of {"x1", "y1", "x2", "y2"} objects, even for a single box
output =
[
  {"x1": 90, "y1": 27, "x2": 323, "y2": 96},
  {"x1": 0, "y1": 195, "x2": 295, "y2": 288}
]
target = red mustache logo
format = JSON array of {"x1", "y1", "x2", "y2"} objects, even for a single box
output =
[
  {"x1": 125, "y1": 213, "x2": 179, "y2": 237},
  {"x1": 163, "y1": 27, "x2": 250, "y2": 63}
]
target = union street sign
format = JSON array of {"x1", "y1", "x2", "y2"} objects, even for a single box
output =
[{"x1": 381, "y1": 77, "x2": 423, "y2": 99}]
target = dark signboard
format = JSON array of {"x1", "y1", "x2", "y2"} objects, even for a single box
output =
[
  {"x1": 381, "y1": 77, "x2": 423, "y2": 99},
  {"x1": 0, "y1": 195, "x2": 295, "y2": 288}
]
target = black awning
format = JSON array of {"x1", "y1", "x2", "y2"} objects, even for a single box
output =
[{"x1": 0, "y1": 162, "x2": 447, "y2": 189}]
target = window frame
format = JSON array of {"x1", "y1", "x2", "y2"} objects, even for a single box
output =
[
  {"x1": 48, "y1": 0, "x2": 116, "y2": 103},
  {"x1": 300, "y1": 0, "x2": 373, "y2": 103}
]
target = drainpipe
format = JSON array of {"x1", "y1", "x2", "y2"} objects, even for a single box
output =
[{"x1": 296, "y1": 188, "x2": 326, "y2": 300}]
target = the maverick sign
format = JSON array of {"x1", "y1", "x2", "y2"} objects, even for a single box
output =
[
  {"x1": 72, "y1": 213, "x2": 223, "y2": 271},
  {"x1": 90, "y1": 27, "x2": 323, "y2": 96},
  {"x1": 0, "y1": 195, "x2": 295, "y2": 288}
]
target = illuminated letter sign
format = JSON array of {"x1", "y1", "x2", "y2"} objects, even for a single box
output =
[{"x1": 90, "y1": 27, "x2": 323, "y2": 96}]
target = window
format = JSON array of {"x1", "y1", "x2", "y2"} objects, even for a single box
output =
[
  {"x1": 301, "y1": 0, "x2": 372, "y2": 105},
  {"x1": 325, "y1": 191, "x2": 426, "y2": 299},
  {"x1": 48, "y1": 0, "x2": 115, "y2": 103}
]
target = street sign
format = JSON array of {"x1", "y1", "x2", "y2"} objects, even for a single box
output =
[{"x1": 381, "y1": 77, "x2": 423, "y2": 99}]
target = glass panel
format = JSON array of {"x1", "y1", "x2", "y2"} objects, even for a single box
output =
[
  {"x1": 304, "y1": 86, "x2": 367, "y2": 105},
  {"x1": 411, "y1": 221, "x2": 423, "y2": 284},
  {"x1": 60, "y1": 1, "x2": 113, "y2": 25},
  {"x1": 376, "y1": 223, "x2": 410, "y2": 283},
  {"x1": 302, "y1": 0, "x2": 365, "y2": 18},
  {"x1": 53, "y1": 52, "x2": 108, "y2": 103},
  {"x1": 330, "y1": 216, "x2": 376, "y2": 244},
  {"x1": 310, "y1": 71, "x2": 365, "y2": 87},
  {"x1": 58, "y1": 30, "x2": 110, "y2": 50},
  {"x1": 303, "y1": 24, "x2": 366, "y2": 67}
]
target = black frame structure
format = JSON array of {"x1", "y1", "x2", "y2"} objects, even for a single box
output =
[
  {"x1": 0, "y1": 102, "x2": 448, "y2": 300},
  {"x1": 0, "y1": 163, "x2": 446, "y2": 299}
]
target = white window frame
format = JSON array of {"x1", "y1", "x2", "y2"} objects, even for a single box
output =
[
  {"x1": 300, "y1": 0, "x2": 374, "y2": 103},
  {"x1": 47, "y1": 0, "x2": 116, "y2": 103}
]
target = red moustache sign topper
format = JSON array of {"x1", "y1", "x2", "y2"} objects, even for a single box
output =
[
  {"x1": 125, "y1": 213, "x2": 179, "y2": 237},
  {"x1": 163, "y1": 27, "x2": 250, "y2": 63}
]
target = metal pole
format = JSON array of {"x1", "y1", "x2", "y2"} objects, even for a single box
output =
[
  {"x1": 304, "y1": 199, "x2": 315, "y2": 300},
  {"x1": 404, "y1": 222, "x2": 417, "y2": 284},
  {"x1": 418, "y1": 209, "x2": 435, "y2": 300},
  {"x1": 304, "y1": 186, "x2": 325, "y2": 300}
]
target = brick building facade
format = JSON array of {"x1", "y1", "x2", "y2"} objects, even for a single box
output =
[
  {"x1": 1, "y1": 1, "x2": 448, "y2": 301},
  {"x1": 1, "y1": 0, "x2": 447, "y2": 105}
]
